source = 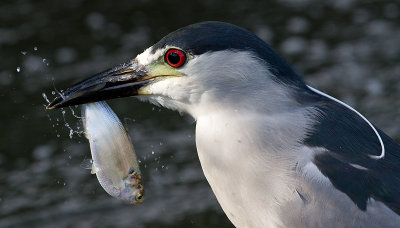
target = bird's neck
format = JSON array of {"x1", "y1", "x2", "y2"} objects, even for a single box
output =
[
  {"x1": 194, "y1": 105, "x2": 315, "y2": 227},
  {"x1": 187, "y1": 82, "x2": 304, "y2": 120}
]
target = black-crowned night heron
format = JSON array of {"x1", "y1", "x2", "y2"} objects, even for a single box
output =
[{"x1": 48, "y1": 21, "x2": 400, "y2": 227}]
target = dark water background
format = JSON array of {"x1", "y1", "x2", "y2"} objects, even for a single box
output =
[{"x1": 1, "y1": 0, "x2": 400, "y2": 227}]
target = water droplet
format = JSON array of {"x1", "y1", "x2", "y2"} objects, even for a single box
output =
[
  {"x1": 68, "y1": 155, "x2": 72, "y2": 159},
  {"x1": 69, "y1": 107, "x2": 82, "y2": 119},
  {"x1": 33, "y1": 47, "x2": 38, "y2": 51},
  {"x1": 21, "y1": 51, "x2": 27, "y2": 55},
  {"x1": 42, "y1": 92, "x2": 50, "y2": 104},
  {"x1": 159, "y1": 142, "x2": 163, "y2": 146},
  {"x1": 51, "y1": 91, "x2": 56, "y2": 95},
  {"x1": 63, "y1": 182, "x2": 66, "y2": 186},
  {"x1": 42, "y1": 58, "x2": 49, "y2": 66},
  {"x1": 57, "y1": 134, "x2": 60, "y2": 138},
  {"x1": 151, "y1": 151, "x2": 155, "y2": 155},
  {"x1": 16, "y1": 67, "x2": 21, "y2": 72}
]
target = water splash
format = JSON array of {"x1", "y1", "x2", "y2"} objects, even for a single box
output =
[
  {"x1": 42, "y1": 92, "x2": 50, "y2": 104},
  {"x1": 42, "y1": 58, "x2": 49, "y2": 66},
  {"x1": 44, "y1": 89, "x2": 83, "y2": 139},
  {"x1": 69, "y1": 107, "x2": 82, "y2": 119},
  {"x1": 51, "y1": 80, "x2": 65, "y2": 99},
  {"x1": 61, "y1": 108, "x2": 84, "y2": 139}
]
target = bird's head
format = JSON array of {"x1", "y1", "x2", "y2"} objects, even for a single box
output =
[{"x1": 47, "y1": 21, "x2": 306, "y2": 116}]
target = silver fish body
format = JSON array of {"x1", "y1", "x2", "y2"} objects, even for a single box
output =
[{"x1": 82, "y1": 101, "x2": 144, "y2": 205}]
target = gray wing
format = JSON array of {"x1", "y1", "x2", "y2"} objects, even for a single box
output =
[{"x1": 303, "y1": 90, "x2": 400, "y2": 215}]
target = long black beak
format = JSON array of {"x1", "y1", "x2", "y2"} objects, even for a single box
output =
[{"x1": 47, "y1": 60, "x2": 149, "y2": 109}]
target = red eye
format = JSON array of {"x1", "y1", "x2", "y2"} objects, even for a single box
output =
[{"x1": 165, "y1": 49, "x2": 186, "y2": 67}]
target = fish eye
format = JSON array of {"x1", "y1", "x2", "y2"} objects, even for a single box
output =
[
  {"x1": 128, "y1": 168, "x2": 135, "y2": 174},
  {"x1": 135, "y1": 192, "x2": 144, "y2": 201},
  {"x1": 165, "y1": 49, "x2": 186, "y2": 68}
]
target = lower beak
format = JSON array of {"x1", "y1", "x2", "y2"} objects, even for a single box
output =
[{"x1": 47, "y1": 60, "x2": 149, "y2": 109}]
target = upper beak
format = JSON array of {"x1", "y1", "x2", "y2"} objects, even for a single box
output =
[{"x1": 47, "y1": 59, "x2": 149, "y2": 109}]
